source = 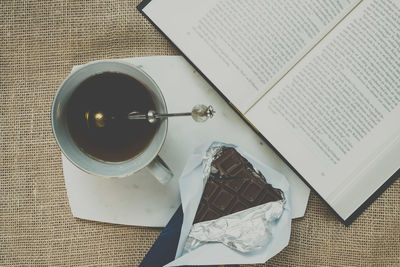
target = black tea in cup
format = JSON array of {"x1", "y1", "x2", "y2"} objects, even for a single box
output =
[{"x1": 66, "y1": 72, "x2": 159, "y2": 162}]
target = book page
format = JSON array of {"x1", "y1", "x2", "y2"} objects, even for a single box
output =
[
  {"x1": 143, "y1": 0, "x2": 360, "y2": 112},
  {"x1": 247, "y1": 0, "x2": 400, "y2": 220}
]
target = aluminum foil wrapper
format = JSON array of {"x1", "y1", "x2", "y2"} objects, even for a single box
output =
[
  {"x1": 183, "y1": 143, "x2": 286, "y2": 253},
  {"x1": 200, "y1": 142, "x2": 224, "y2": 182}
]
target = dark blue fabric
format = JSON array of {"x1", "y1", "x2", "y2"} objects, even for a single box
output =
[{"x1": 139, "y1": 206, "x2": 183, "y2": 267}]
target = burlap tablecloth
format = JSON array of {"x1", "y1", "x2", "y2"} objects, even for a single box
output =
[{"x1": 1, "y1": 1, "x2": 399, "y2": 266}]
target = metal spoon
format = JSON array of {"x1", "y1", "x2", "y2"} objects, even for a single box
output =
[
  {"x1": 128, "y1": 104, "x2": 215, "y2": 123},
  {"x1": 89, "y1": 104, "x2": 215, "y2": 128}
]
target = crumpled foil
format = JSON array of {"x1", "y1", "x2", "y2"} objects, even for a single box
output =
[
  {"x1": 183, "y1": 143, "x2": 286, "y2": 253},
  {"x1": 184, "y1": 200, "x2": 284, "y2": 253},
  {"x1": 201, "y1": 142, "x2": 227, "y2": 180}
]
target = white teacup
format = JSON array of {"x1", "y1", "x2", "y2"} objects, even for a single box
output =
[{"x1": 51, "y1": 60, "x2": 173, "y2": 184}]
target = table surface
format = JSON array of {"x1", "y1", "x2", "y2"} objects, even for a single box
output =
[{"x1": 1, "y1": 1, "x2": 399, "y2": 266}]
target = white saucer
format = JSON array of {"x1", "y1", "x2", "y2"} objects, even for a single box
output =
[{"x1": 63, "y1": 56, "x2": 310, "y2": 227}]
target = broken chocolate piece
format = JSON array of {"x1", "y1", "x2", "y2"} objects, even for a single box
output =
[{"x1": 193, "y1": 147, "x2": 283, "y2": 224}]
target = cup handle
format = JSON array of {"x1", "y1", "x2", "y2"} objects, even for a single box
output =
[{"x1": 147, "y1": 156, "x2": 173, "y2": 184}]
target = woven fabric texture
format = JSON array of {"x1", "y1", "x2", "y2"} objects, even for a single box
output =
[{"x1": 1, "y1": 1, "x2": 399, "y2": 266}]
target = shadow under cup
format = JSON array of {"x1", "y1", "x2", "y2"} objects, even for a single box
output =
[{"x1": 52, "y1": 60, "x2": 168, "y2": 178}]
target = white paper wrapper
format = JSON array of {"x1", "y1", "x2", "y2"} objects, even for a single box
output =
[{"x1": 166, "y1": 142, "x2": 292, "y2": 266}]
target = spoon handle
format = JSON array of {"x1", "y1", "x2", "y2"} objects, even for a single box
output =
[
  {"x1": 127, "y1": 111, "x2": 192, "y2": 120},
  {"x1": 154, "y1": 112, "x2": 192, "y2": 119}
]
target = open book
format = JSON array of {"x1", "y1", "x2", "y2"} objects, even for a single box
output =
[{"x1": 138, "y1": 0, "x2": 400, "y2": 225}]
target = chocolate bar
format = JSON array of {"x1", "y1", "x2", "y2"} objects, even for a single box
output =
[{"x1": 193, "y1": 147, "x2": 283, "y2": 224}]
